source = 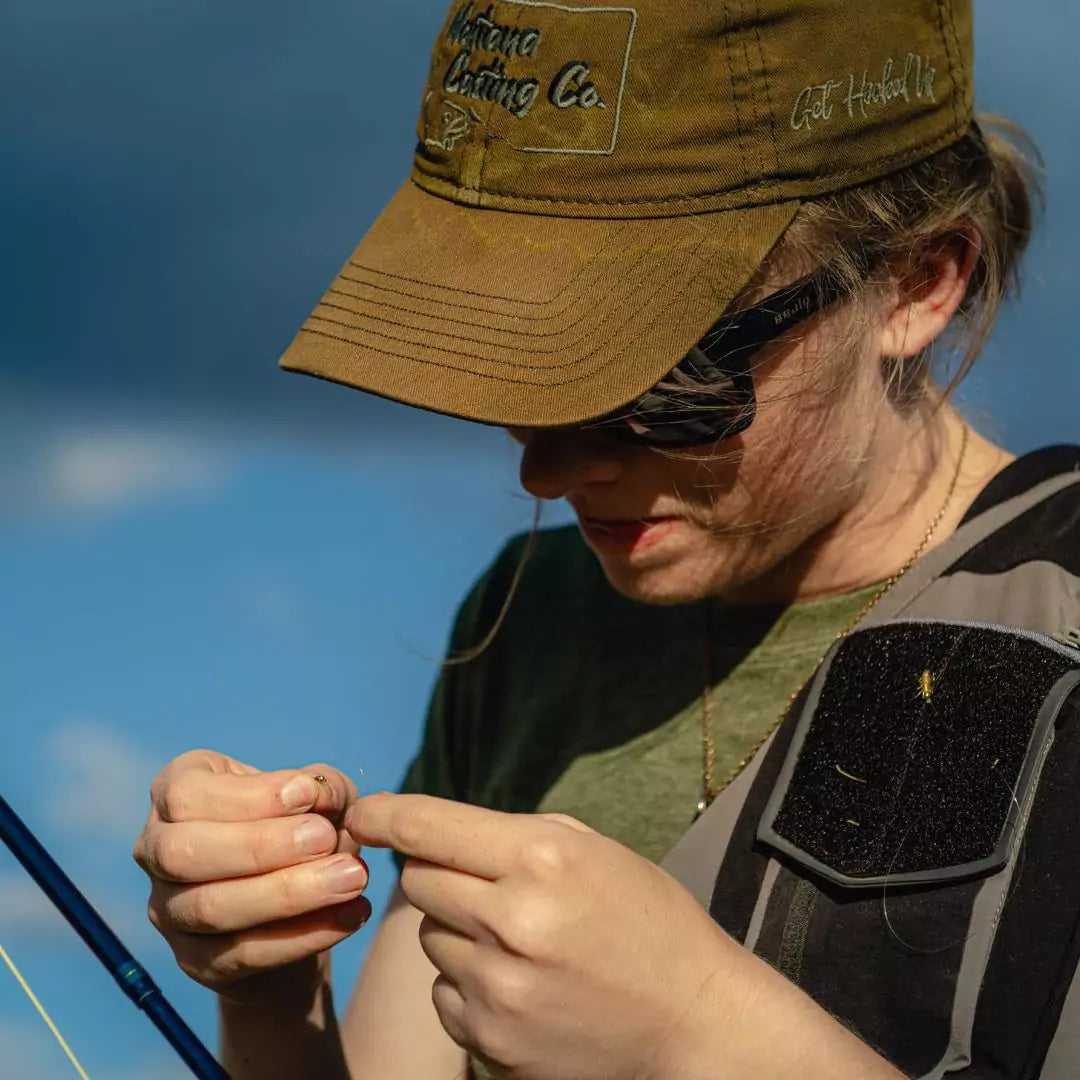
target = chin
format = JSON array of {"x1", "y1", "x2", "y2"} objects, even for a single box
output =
[{"x1": 595, "y1": 557, "x2": 720, "y2": 607}]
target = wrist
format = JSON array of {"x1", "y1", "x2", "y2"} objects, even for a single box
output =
[
  {"x1": 666, "y1": 930, "x2": 904, "y2": 1080},
  {"x1": 656, "y1": 927, "x2": 761, "y2": 1080},
  {"x1": 219, "y1": 954, "x2": 351, "y2": 1080},
  {"x1": 218, "y1": 954, "x2": 331, "y2": 1016}
]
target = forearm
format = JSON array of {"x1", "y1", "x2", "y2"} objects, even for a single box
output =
[
  {"x1": 677, "y1": 934, "x2": 906, "y2": 1080},
  {"x1": 219, "y1": 957, "x2": 352, "y2": 1080}
]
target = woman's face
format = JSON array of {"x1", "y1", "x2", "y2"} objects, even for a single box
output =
[{"x1": 508, "y1": 310, "x2": 885, "y2": 606}]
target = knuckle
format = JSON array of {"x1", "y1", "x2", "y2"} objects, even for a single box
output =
[
  {"x1": 249, "y1": 820, "x2": 285, "y2": 870},
  {"x1": 132, "y1": 831, "x2": 151, "y2": 872},
  {"x1": 398, "y1": 856, "x2": 430, "y2": 898},
  {"x1": 518, "y1": 837, "x2": 568, "y2": 879},
  {"x1": 177, "y1": 941, "x2": 231, "y2": 990},
  {"x1": 275, "y1": 866, "x2": 314, "y2": 917},
  {"x1": 208, "y1": 940, "x2": 248, "y2": 985},
  {"x1": 169, "y1": 886, "x2": 220, "y2": 934},
  {"x1": 495, "y1": 897, "x2": 557, "y2": 960},
  {"x1": 146, "y1": 895, "x2": 164, "y2": 934},
  {"x1": 484, "y1": 961, "x2": 531, "y2": 1018},
  {"x1": 540, "y1": 812, "x2": 584, "y2": 830},
  {"x1": 154, "y1": 783, "x2": 191, "y2": 824},
  {"x1": 174, "y1": 951, "x2": 203, "y2": 983},
  {"x1": 389, "y1": 807, "x2": 424, "y2": 855},
  {"x1": 468, "y1": 1001, "x2": 515, "y2": 1064},
  {"x1": 153, "y1": 830, "x2": 196, "y2": 881}
]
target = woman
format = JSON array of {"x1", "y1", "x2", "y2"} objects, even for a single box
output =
[{"x1": 135, "y1": 1, "x2": 1080, "y2": 1077}]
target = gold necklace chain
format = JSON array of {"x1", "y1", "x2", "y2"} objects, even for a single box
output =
[{"x1": 697, "y1": 426, "x2": 970, "y2": 816}]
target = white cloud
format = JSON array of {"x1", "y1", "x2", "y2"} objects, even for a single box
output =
[
  {"x1": 44, "y1": 429, "x2": 223, "y2": 510},
  {"x1": 0, "y1": 412, "x2": 230, "y2": 519},
  {"x1": 0, "y1": 871, "x2": 154, "y2": 957},
  {"x1": 47, "y1": 721, "x2": 158, "y2": 842}
]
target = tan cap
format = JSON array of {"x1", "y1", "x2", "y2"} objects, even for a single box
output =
[{"x1": 280, "y1": 0, "x2": 974, "y2": 428}]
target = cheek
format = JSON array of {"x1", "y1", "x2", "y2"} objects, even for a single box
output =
[{"x1": 735, "y1": 331, "x2": 876, "y2": 496}]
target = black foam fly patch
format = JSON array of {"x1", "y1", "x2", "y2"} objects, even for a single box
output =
[{"x1": 767, "y1": 623, "x2": 1079, "y2": 882}]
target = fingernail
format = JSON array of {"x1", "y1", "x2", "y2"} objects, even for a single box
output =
[
  {"x1": 295, "y1": 820, "x2": 332, "y2": 856},
  {"x1": 321, "y1": 856, "x2": 368, "y2": 895},
  {"x1": 281, "y1": 775, "x2": 317, "y2": 811},
  {"x1": 335, "y1": 898, "x2": 371, "y2": 931}
]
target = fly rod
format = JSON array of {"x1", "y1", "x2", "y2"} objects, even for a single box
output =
[{"x1": 0, "y1": 792, "x2": 231, "y2": 1079}]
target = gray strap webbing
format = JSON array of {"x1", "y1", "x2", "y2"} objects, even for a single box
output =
[
  {"x1": 920, "y1": 724, "x2": 1059, "y2": 1079},
  {"x1": 862, "y1": 470, "x2": 1080, "y2": 628},
  {"x1": 658, "y1": 467, "x2": 1080, "y2": 1075},
  {"x1": 660, "y1": 730, "x2": 776, "y2": 905},
  {"x1": 1041, "y1": 961, "x2": 1080, "y2": 1080}
]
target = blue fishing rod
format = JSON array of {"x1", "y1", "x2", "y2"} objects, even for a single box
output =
[{"x1": 0, "y1": 792, "x2": 231, "y2": 1080}]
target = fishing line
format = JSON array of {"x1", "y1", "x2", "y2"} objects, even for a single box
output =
[
  {"x1": 0, "y1": 939, "x2": 92, "y2": 1079},
  {"x1": 0, "y1": 793, "x2": 230, "y2": 1079},
  {"x1": 880, "y1": 743, "x2": 1028, "y2": 956}
]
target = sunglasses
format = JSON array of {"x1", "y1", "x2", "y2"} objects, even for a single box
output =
[{"x1": 584, "y1": 262, "x2": 861, "y2": 449}]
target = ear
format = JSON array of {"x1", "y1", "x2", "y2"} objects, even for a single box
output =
[{"x1": 879, "y1": 225, "x2": 982, "y2": 359}]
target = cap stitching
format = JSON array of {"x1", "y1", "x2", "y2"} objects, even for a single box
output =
[
  {"x1": 297, "y1": 282, "x2": 693, "y2": 388},
  {"x1": 421, "y1": 124, "x2": 973, "y2": 206},
  {"x1": 318, "y1": 295, "x2": 605, "y2": 350},
  {"x1": 330, "y1": 276, "x2": 603, "y2": 332},
  {"x1": 723, "y1": 19, "x2": 753, "y2": 188},
  {"x1": 309, "y1": 243, "x2": 716, "y2": 372},
  {"x1": 332, "y1": 250, "x2": 650, "y2": 337},
  {"x1": 297, "y1": 225, "x2": 738, "y2": 387},
  {"x1": 737, "y1": 2, "x2": 768, "y2": 179},
  {"x1": 946, "y1": 0, "x2": 969, "y2": 130},
  {"x1": 344, "y1": 217, "x2": 635, "y2": 309},
  {"x1": 752, "y1": 0, "x2": 781, "y2": 175},
  {"x1": 324, "y1": 239, "x2": 675, "y2": 347},
  {"x1": 291, "y1": 208, "x2": 800, "y2": 407},
  {"x1": 936, "y1": 0, "x2": 962, "y2": 136}
]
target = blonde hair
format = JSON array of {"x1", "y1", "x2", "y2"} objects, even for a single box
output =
[
  {"x1": 454, "y1": 117, "x2": 1044, "y2": 659},
  {"x1": 764, "y1": 116, "x2": 1043, "y2": 400}
]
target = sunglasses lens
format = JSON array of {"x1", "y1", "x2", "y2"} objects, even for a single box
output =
[{"x1": 595, "y1": 391, "x2": 755, "y2": 448}]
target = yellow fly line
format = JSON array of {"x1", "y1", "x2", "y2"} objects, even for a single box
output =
[{"x1": 0, "y1": 938, "x2": 92, "y2": 1080}]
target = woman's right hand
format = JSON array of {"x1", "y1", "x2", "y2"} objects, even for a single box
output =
[{"x1": 134, "y1": 750, "x2": 371, "y2": 1005}]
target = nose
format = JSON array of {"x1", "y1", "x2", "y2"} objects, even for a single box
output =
[{"x1": 511, "y1": 428, "x2": 625, "y2": 501}]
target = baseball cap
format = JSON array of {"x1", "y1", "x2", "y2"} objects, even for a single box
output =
[{"x1": 279, "y1": 0, "x2": 974, "y2": 429}]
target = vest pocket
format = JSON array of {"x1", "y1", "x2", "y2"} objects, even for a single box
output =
[
  {"x1": 748, "y1": 621, "x2": 1080, "y2": 1076},
  {"x1": 758, "y1": 620, "x2": 1080, "y2": 890}
]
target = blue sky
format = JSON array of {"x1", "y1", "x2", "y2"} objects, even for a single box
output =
[{"x1": 3, "y1": 1, "x2": 1077, "y2": 1077}]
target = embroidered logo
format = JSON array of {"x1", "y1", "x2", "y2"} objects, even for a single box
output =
[
  {"x1": 790, "y1": 51, "x2": 938, "y2": 133},
  {"x1": 424, "y1": 97, "x2": 484, "y2": 151},
  {"x1": 421, "y1": 1, "x2": 637, "y2": 156}
]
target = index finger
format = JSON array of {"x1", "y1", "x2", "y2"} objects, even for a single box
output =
[
  {"x1": 152, "y1": 755, "x2": 357, "y2": 823},
  {"x1": 345, "y1": 793, "x2": 525, "y2": 879}
]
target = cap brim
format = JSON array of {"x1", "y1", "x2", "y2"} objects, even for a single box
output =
[{"x1": 279, "y1": 180, "x2": 799, "y2": 428}]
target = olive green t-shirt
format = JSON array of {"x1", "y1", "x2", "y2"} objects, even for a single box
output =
[{"x1": 400, "y1": 526, "x2": 880, "y2": 864}]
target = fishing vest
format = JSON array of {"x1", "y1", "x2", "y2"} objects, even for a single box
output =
[{"x1": 663, "y1": 445, "x2": 1080, "y2": 1079}]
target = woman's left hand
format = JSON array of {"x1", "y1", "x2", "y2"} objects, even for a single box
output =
[{"x1": 345, "y1": 793, "x2": 768, "y2": 1080}]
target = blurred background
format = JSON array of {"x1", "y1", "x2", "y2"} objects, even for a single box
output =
[{"x1": 3, "y1": 1, "x2": 1076, "y2": 1076}]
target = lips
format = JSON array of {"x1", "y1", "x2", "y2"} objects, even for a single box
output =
[{"x1": 578, "y1": 515, "x2": 677, "y2": 552}]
